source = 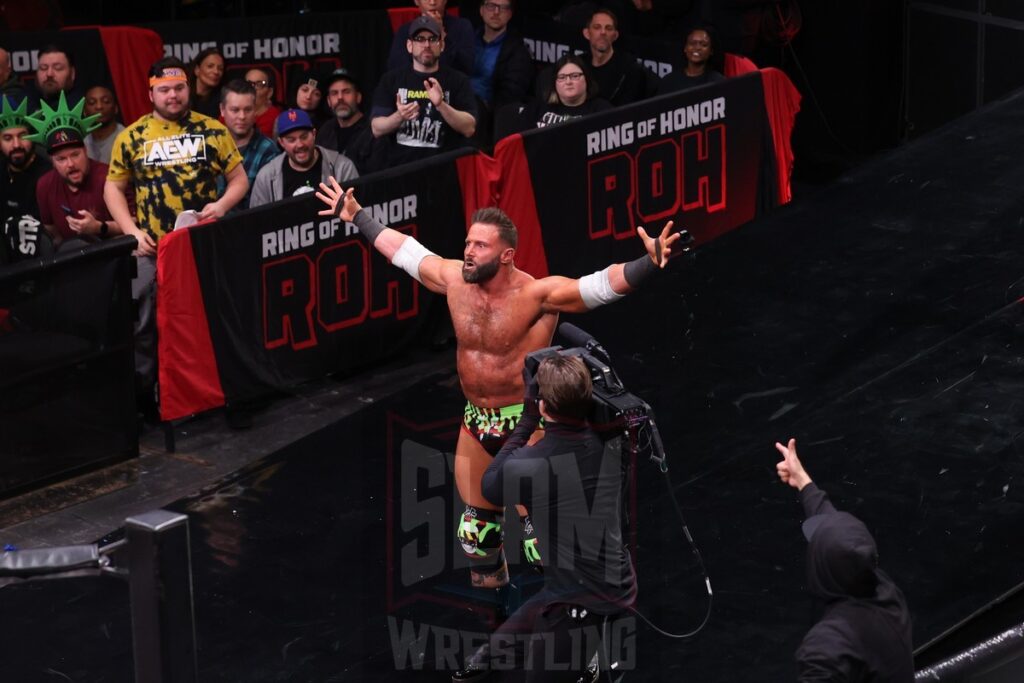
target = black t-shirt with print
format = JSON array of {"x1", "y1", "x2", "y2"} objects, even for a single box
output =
[
  {"x1": 281, "y1": 152, "x2": 323, "y2": 198},
  {"x1": 371, "y1": 65, "x2": 478, "y2": 167},
  {"x1": 528, "y1": 97, "x2": 612, "y2": 129}
]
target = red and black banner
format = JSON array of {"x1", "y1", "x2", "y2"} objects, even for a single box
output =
[
  {"x1": 157, "y1": 73, "x2": 795, "y2": 421},
  {"x1": 496, "y1": 72, "x2": 776, "y2": 278},
  {"x1": 158, "y1": 150, "x2": 483, "y2": 421}
]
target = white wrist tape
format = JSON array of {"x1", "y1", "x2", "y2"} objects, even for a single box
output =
[
  {"x1": 578, "y1": 267, "x2": 625, "y2": 309},
  {"x1": 391, "y1": 237, "x2": 436, "y2": 284}
]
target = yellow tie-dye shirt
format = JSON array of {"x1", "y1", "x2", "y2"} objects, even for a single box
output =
[{"x1": 107, "y1": 110, "x2": 242, "y2": 239}]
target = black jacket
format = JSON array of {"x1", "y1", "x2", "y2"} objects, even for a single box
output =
[
  {"x1": 588, "y1": 49, "x2": 657, "y2": 107},
  {"x1": 481, "y1": 400, "x2": 637, "y2": 614},
  {"x1": 489, "y1": 27, "x2": 535, "y2": 108},
  {"x1": 796, "y1": 484, "x2": 914, "y2": 682}
]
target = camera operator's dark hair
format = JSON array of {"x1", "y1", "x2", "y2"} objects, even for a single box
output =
[
  {"x1": 471, "y1": 207, "x2": 518, "y2": 249},
  {"x1": 220, "y1": 78, "x2": 256, "y2": 104},
  {"x1": 538, "y1": 356, "x2": 592, "y2": 420}
]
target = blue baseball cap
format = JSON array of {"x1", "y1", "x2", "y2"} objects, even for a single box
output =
[{"x1": 275, "y1": 108, "x2": 314, "y2": 137}]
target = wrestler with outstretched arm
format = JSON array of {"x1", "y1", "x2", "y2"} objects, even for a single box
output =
[{"x1": 316, "y1": 177, "x2": 684, "y2": 588}]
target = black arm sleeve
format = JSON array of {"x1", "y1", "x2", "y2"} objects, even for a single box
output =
[
  {"x1": 799, "y1": 482, "x2": 838, "y2": 519},
  {"x1": 352, "y1": 209, "x2": 386, "y2": 244},
  {"x1": 622, "y1": 253, "x2": 659, "y2": 288},
  {"x1": 480, "y1": 400, "x2": 541, "y2": 506}
]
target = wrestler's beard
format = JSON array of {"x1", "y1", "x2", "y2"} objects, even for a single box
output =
[{"x1": 462, "y1": 255, "x2": 500, "y2": 283}]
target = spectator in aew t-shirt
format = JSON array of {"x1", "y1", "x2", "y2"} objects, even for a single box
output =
[
  {"x1": 104, "y1": 57, "x2": 247, "y2": 394},
  {"x1": 387, "y1": 0, "x2": 476, "y2": 76},
  {"x1": 249, "y1": 109, "x2": 358, "y2": 208},
  {"x1": 315, "y1": 68, "x2": 375, "y2": 174},
  {"x1": 371, "y1": 16, "x2": 477, "y2": 168},
  {"x1": 526, "y1": 54, "x2": 610, "y2": 129},
  {"x1": 657, "y1": 26, "x2": 726, "y2": 95}
]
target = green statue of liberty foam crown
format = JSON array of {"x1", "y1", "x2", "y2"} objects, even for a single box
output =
[
  {"x1": 0, "y1": 96, "x2": 31, "y2": 133},
  {"x1": 22, "y1": 91, "x2": 102, "y2": 153}
]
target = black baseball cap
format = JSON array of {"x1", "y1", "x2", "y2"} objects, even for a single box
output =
[
  {"x1": 408, "y1": 15, "x2": 442, "y2": 38},
  {"x1": 325, "y1": 67, "x2": 360, "y2": 93}
]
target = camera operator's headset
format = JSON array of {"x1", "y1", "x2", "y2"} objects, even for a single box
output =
[{"x1": 549, "y1": 324, "x2": 714, "y2": 644}]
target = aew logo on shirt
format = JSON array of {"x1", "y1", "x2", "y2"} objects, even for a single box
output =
[{"x1": 143, "y1": 134, "x2": 208, "y2": 166}]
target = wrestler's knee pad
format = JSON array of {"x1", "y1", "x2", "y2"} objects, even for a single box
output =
[{"x1": 458, "y1": 505, "x2": 504, "y2": 566}]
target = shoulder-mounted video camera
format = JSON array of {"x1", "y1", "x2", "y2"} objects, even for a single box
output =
[{"x1": 525, "y1": 323, "x2": 668, "y2": 469}]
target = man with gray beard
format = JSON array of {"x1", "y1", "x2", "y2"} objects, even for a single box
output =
[{"x1": 315, "y1": 68, "x2": 374, "y2": 174}]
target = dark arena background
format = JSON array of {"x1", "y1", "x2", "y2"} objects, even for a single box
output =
[{"x1": 4, "y1": 1, "x2": 1024, "y2": 681}]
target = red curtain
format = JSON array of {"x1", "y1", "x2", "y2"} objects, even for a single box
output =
[
  {"x1": 760, "y1": 68, "x2": 801, "y2": 204},
  {"x1": 69, "y1": 26, "x2": 164, "y2": 125},
  {"x1": 493, "y1": 135, "x2": 550, "y2": 279},
  {"x1": 387, "y1": 6, "x2": 461, "y2": 32},
  {"x1": 725, "y1": 54, "x2": 801, "y2": 204},
  {"x1": 157, "y1": 228, "x2": 225, "y2": 421}
]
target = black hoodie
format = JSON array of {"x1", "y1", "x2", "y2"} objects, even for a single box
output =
[{"x1": 796, "y1": 483, "x2": 914, "y2": 682}]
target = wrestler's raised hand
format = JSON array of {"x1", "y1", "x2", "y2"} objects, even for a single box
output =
[
  {"x1": 316, "y1": 177, "x2": 361, "y2": 221},
  {"x1": 636, "y1": 220, "x2": 688, "y2": 268}
]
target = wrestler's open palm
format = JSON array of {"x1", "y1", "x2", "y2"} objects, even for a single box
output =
[
  {"x1": 637, "y1": 221, "x2": 683, "y2": 268},
  {"x1": 316, "y1": 177, "x2": 360, "y2": 221}
]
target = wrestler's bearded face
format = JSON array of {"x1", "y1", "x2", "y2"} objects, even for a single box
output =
[{"x1": 462, "y1": 253, "x2": 501, "y2": 283}]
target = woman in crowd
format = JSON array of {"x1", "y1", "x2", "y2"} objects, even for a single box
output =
[
  {"x1": 287, "y1": 68, "x2": 329, "y2": 129},
  {"x1": 527, "y1": 53, "x2": 610, "y2": 129},
  {"x1": 658, "y1": 25, "x2": 726, "y2": 94},
  {"x1": 189, "y1": 47, "x2": 226, "y2": 118}
]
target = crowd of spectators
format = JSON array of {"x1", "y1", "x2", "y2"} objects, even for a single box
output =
[
  {"x1": 2, "y1": 2, "x2": 729, "y2": 234},
  {"x1": 0, "y1": 1, "x2": 731, "y2": 414}
]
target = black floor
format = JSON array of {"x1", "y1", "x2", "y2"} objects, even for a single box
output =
[{"x1": 4, "y1": 89, "x2": 1024, "y2": 681}]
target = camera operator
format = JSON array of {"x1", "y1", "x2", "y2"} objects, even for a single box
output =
[{"x1": 454, "y1": 355, "x2": 637, "y2": 682}]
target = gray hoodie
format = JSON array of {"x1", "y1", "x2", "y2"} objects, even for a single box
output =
[{"x1": 249, "y1": 145, "x2": 358, "y2": 208}]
